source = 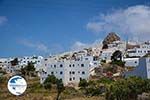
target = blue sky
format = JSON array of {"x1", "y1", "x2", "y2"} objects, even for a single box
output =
[{"x1": 0, "y1": 0, "x2": 150, "y2": 57}]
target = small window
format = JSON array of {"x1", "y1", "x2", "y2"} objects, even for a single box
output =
[
  {"x1": 69, "y1": 64, "x2": 71, "y2": 67},
  {"x1": 69, "y1": 78, "x2": 72, "y2": 81},
  {"x1": 82, "y1": 71, "x2": 85, "y2": 74},
  {"x1": 85, "y1": 58, "x2": 88, "y2": 60},
  {"x1": 78, "y1": 71, "x2": 80, "y2": 73},
  {"x1": 81, "y1": 64, "x2": 84, "y2": 67},
  {"x1": 72, "y1": 71, "x2": 75, "y2": 74},
  {"x1": 44, "y1": 59, "x2": 48, "y2": 61},
  {"x1": 73, "y1": 77, "x2": 75, "y2": 80},
  {"x1": 60, "y1": 64, "x2": 63, "y2": 67},
  {"x1": 73, "y1": 64, "x2": 75, "y2": 67},
  {"x1": 54, "y1": 65, "x2": 56, "y2": 68},
  {"x1": 69, "y1": 71, "x2": 71, "y2": 74},
  {"x1": 51, "y1": 72, "x2": 54, "y2": 75},
  {"x1": 60, "y1": 71, "x2": 63, "y2": 75}
]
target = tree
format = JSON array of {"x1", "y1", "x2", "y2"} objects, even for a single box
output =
[
  {"x1": 79, "y1": 79, "x2": 88, "y2": 89},
  {"x1": 45, "y1": 75, "x2": 57, "y2": 84},
  {"x1": 105, "y1": 76, "x2": 150, "y2": 100},
  {"x1": 43, "y1": 75, "x2": 65, "y2": 100},
  {"x1": 43, "y1": 75, "x2": 58, "y2": 90},
  {"x1": 56, "y1": 79, "x2": 65, "y2": 100},
  {"x1": 43, "y1": 75, "x2": 52, "y2": 90},
  {"x1": 21, "y1": 62, "x2": 35, "y2": 78}
]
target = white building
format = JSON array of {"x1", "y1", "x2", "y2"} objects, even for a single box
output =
[
  {"x1": 18, "y1": 56, "x2": 43, "y2": 71},
  {"x1": 39, "y1": 56, "x2": 99, "y2": 86},
  {"x1": 0, "y1": 58, "x2": 9, "y2": 68},
  {"x1": 0, "y1": 56, "x2": 43, "y2": 74},
  {"x1": 100, "y1": 41, "x2": 126, "y2": 62},
  {"x1": 127, "y1": 42, "x2": 150, "y2": 57},
  {"x1": 123, "y1": 58, "x2": 139, "y2": 67},
  {"x1": 125, "y1": 56, "x2": 150, "y2": 79}
]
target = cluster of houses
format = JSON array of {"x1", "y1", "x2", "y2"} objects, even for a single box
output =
[{"x1": 0, "y1": 40, "x2": 150, "y2": 86}]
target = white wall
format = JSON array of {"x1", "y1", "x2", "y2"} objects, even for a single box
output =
[{"x1": 40, "y1": 56, "x2": 99, "y2": 85}]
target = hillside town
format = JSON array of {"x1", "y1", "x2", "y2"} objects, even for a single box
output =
[{"x1": 0, "y1": 32, "x2": 150, "y2": 87}]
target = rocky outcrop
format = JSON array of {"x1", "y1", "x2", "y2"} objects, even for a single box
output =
[{"x1": 102, "y1": 32, "x2": 120, "y2": 45}]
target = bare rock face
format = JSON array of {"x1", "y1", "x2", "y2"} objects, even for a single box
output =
[{"x1": 102, "y1": 32, "x2": 120, "y2": 45}]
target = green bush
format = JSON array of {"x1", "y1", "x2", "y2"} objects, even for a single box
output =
[
  {"x1": 79, "y1": 79, "x2": 88, "y2": 88},
  {"x1": 105, "y1": 76, "x2": 150, "y2": 100}
]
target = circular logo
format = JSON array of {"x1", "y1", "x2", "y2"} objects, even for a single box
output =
[{"x1": 7, "y1": 75, "x2": 27, "y2": 96}]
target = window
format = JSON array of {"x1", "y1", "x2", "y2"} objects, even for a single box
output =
[
  {"x1": 82, "y1": 71, "x2": 85, "y2": 74},
  {"x1": 78, "y1": 71, "x2": 80, "y2": 73},
  {"x1": 69, "y1": 71, "x2": 71, "y2": 74},
  {"x1": 73, "y1": 77, "x2": 75, "y2": 80},
  {"x1": 69, "y1": 78, "x2": 72, "y2": 81},
  {"x1": 69, "y1": 64, "x2": 71, "y2": 67},
  {"x1": 51, "y1": 72, "x2": 54, "y2": 75},
  {"x1": 72, "y1": 71, "x2": 75, "y2": 74},
  {"x1": 85, "y1": 58, "x2": 88, "y2": 60},
  {"x1": 54, "y1": 65, "x2": 56, "y2": 68},
  {"x1": 73, "y1": 64, "x2": 75, "y2": 67},
  {"x1": 80, "y1": 77, "x2": 82, "y2": 81},
  {"x1": 94, "y1": 62, "x2": 97, "y2": 65},
  {"x1": 60, "y1": 71, "x2": 63, "y2": 75},
  {"x1": 45, "y1": 64, "x2": 47, "y2": 66},
  {"x1": 44, "y1": 59, "x2": 48, "y2": 61},
  {"x1": 81, "y1": 64, "x2": 84, "y2": 67},
  {"x1": 60, "y1": 64, "x2": 63, "y2": 67}
]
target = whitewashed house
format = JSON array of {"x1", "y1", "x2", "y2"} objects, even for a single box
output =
[
  {"x1": 100, "y1": 41, "x2": 126, "y2": 62},
  {"x1": 127, "y1": 42, "x2": 150, "y2": 57},
  {"x1": 18, "y1": 56, "x2": 43, "y2": 71},
  {"x1": 125, "y1": 56, "x2": 150, "y2": 79},
  {"x1": 39, "y1": 55, "x2": 99, "y2": 86},
  {"x1": 0, "y1": 56, "x2": 43, "y2": 74},
  {"x1": 123, "y1": 58, "x2": 139, "y2": 67}
]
